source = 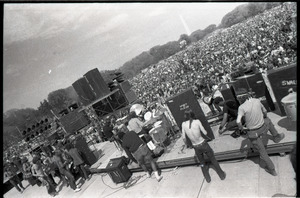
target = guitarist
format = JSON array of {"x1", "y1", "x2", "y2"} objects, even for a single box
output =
[{"x1": 201, "y1": 82, "x2": 224, "y2": 115}]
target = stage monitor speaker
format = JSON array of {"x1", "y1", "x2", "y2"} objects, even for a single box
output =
[
  {"x1": 166, "y1": 88, "x2": 214, "y2": 140},
  {"x1": 106, "y1": 157, "x2": 132, "y2": 184},
  {"x1": 73, "y1": 134, "x2": 97, "y2": 166},
  {"x1": 267, "y1": 63, "x2": 297, "y2": 116},
  {"x1": 72, "y1": 77, "x2": 96, "y2": 106},
  {"x1": 232, "y1": 73, "x2": 275, "y2": 112},
  {"x1": 59, "y1": 110, "x2": 91, "y2": 134},
  {"x1": 84, "y1": 68, "x2": 110, "y2": 99}
]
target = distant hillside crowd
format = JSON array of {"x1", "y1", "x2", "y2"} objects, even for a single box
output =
[
  {"x1": 129, "y1": 3, "x2": 297, "y2": 106},
  {"x1": 115, "y1": 2, "x2": 285, "y2": 80}
]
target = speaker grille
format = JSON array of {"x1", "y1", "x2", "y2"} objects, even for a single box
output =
[
  {"x1": 72, "y1": 77, "x2": 96, "y2": 105},
  {"x1": 84, "y1": 68, "x2": 110, "y2": 99}
]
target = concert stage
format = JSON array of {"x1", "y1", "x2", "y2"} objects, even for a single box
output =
[{"x1": 89, "y1": 111, "x2": 296, "y2": 174}]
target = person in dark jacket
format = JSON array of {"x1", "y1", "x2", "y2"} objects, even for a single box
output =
[
  {"x1": 118, "y1": 131, "x2": 163, "y2": 182},
  {"x1": 65, "y1": 143, "x2": 90, "y2": 181}
]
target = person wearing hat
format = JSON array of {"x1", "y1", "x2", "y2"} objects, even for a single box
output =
[
  {"x1": 236, "y1": 89, "x2": 285, "y2": 176},
  {"x1": 181, "y1": 109, "x2": 226, "y2": 183},
  {"x1": 127, "y1": 111, "x2": 147, "y2": 135},
  {"x1": 4, "y1": 160, "x2": 26, "y2": 193}
]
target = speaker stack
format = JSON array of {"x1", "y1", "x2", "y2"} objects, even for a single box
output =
[
  {"x1": 165, "y1": 88, "x2": 214, "y2": 140},
  {"x1": 72, "y1": 77, "x2": 97, "y2": 106},
  {"x1": 117, "y1": 80, "x2": 137, "y2": 104},
  {"x1": 267, "y1": 63, "x2": 297, "y2": 116},
  {"x1": 84, "y1": 68, "x2": 110, "y2": 99},
  {"x1": 72, "y1": 68, "x2": 110, "y2": 106},
  {"x1": 59, "y1": 108, "x2": 91, "y2": 134},
  {"x1": 232, "y1": 73, "x2": 275, "y2": 112},
  {"x1": 22, "y1": 118, "x2": 52, "y2": 142}
]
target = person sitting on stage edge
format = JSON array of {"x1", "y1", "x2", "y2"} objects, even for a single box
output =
[
  {"x1": 236, "y1": 89, "x2": 285, "y2": 176},
  {"x1": 181, "y1": 109, "x2": 226, "y2": 183},
  {"x1": 117, "y1": 130, "x2": 163, "y2": 182},
  {"x1": 218, "y1": 99, "x2": 245, "y2": 137}
]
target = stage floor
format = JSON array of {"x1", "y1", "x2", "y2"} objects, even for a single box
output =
[{"x1": 90, "y1": 111, "x2": 296, "y2": 172}]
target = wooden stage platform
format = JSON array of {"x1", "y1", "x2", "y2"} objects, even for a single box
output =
[{"x1": 89, "y1": 111, "x2": 297, "y2": 173}]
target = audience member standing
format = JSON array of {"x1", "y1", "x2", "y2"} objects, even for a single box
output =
[
  {"x1": 4, "y1": 161, "x2": 26, "y2": 193},
  {"x1": 65, "y1": 143, "x2": 90, "y2": 181}
]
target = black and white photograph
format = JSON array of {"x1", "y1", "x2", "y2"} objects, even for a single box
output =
[{"x1": 3, "y1": 2, "x2": 297, "y2": 198}]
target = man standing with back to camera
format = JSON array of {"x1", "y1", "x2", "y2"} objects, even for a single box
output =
[
  {"x1": 181, "y1": 109, "x2": 226, "y2": 183},
  {"x1": 236, "y1": 89, "x2": 285, "y2": 176}
]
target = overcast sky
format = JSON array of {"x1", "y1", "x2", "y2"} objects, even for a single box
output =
[{"x1": 3, "y1": 2, "x2": 245, "y2": 112}]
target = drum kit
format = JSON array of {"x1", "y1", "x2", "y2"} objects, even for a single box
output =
[{"x1": 148, "y1": 120, "x2": 167, "y2": 145}]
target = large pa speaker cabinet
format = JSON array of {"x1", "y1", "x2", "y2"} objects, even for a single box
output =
[
  {"x1": 59, "y1": 110, "x2": 91, "y2": 134},
  {"x1": 84, "y1": 68, "x2": 110, "y2": 99},
  {"x1": 267, "y1": 63, "x2": 297, "y2": 116},
  {"x1": 106, "y1": 157, "x2": 132, "y2": 184},
  {"x1": 232, "y1": 73, "x2": 275, "y2": 112},
  {"x1": 72, "y1": 77, "x2": 96, "y2": 106},
  {"x1": 166, "y1": 88, "x2": 215, "y2": 140},
  {"x1": 73, "y1": 134, "x2": 97, "y2": 166},
  {"x1": 119, "y1": 80, "x2": 132, "y2": 92},
  {"x1": 107, "y1": 89, "x2": 127, "y2": 110},
  {"x1": 92, "y1": 99, "x2": 114, "y2": 117},
  {"x1": 220, "y1": 86, "x2": 239, "y2": 104},
  {"x1": 124, "y1": 90, "x2": 137, "y2": 104}
]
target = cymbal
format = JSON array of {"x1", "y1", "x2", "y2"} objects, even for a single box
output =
[{"x1": 236, "y1": 74, "x2": 255, "y2": 79}]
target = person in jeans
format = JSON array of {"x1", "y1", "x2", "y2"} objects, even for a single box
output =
[
  {"x1": 52, "y1": 149, "x2": 81, "y2": 192},
  {"x1": 4, "y1": 161, "x2": 26, "y2": 193},
  {"x1": 31, "y1": 157, "x2": 58, "y2": 197},
  {"x1": 236, "y1": 89, "x2": 285, "y2": 176},
  {"x1": 118, "y1": 130, "x2": 163, "y2": 182},
  {"x1": 181, "y1": 109, "x2": 226, "y2": 183},
  {"x1": 65, "y1": 143, "x2": 90, "y2": 181}
]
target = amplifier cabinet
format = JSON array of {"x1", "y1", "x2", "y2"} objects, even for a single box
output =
[
  {"x1": 166, "y1": 88, "x2": 214, "y2": 140},
  {"x1": 267, "y1": 63, "x2": 297, "y2": 116},
  {"x1": 106, "y1": 157, "x2": 132, "y2": 184}
]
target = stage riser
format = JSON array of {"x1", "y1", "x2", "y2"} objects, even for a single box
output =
[{"x1": 127, "y1": 142, "x2": 295, "y2": 173}]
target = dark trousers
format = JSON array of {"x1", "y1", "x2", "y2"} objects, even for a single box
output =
[
  {"x1": 193, "y1": 141, "x2": 225, "y2": 182},
  {"x1": 58, "y1": 168, "x2": 77, "y2": 190},
  {"x1": 9, "y1": 175, "x2": 24, "y2": 192},
  {"x1": 247, "y1": 123, "x2": 275, "y2": 171}
]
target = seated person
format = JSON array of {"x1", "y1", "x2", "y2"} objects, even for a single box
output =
[{"x1": 218, "y1": 99, "x2": 245, "y2": 136}]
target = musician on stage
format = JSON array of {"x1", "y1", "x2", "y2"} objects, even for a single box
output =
[
  {"x1": 236, "y1": 89, "x2": 285, "y2": 176},
  {"x1": 181, "y1": 109, "x2": 226, "y2": 183},
  {"x1": 200, "y1": 82, "x2": 223, "y2": 115},
  {"x1": 218, "y1": 99, "x2": 245, "y2": 136},
  {"x1": 117, "y1": 130, "x2": 163, "y2": 182}
]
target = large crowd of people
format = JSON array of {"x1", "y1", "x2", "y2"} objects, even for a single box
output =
[
  {"x1": 129, "y1": 4, "x2": 297, "y2": 106},
  {"x1": 3, "y1": 3, "x2": 297, "y2": 196}
]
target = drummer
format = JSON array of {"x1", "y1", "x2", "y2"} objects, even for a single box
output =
[{"x1": 127, "y1": 111, "x2": 147, "y2": 135}]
